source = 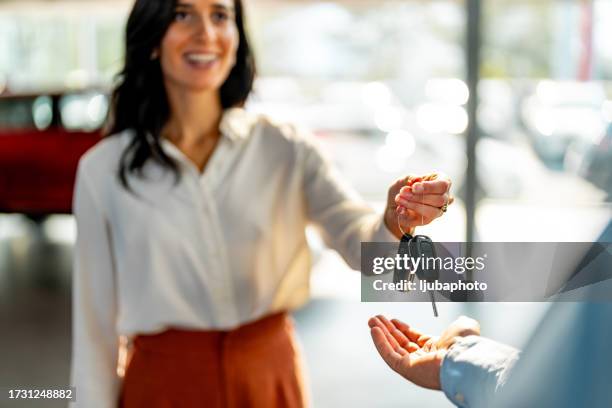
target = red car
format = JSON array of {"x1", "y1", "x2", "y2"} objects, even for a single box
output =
[{"x1": 0, "y1": 91, "x2": 106, "y2": 219}]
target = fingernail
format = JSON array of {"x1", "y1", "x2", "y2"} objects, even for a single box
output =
[
  {"x1": 401, "y1": 192, "x2": 413, "y2": 199},
  {"x1": 413, "y1": 183, "x2": 424, "y2": 193}
]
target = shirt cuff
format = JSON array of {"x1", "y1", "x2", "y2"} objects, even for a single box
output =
[
  {"x1": 370, "y1": 213, "x2": 398, "y2": 242},
  {"x1": 440, "y1": 335, "x2": 520, "y2": 408}
]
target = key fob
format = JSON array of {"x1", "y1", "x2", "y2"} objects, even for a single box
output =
[
  {"x1": 393, "y1": 233, "x2": 439, "y2": 316},
  {"x1": 393, "y1": 233, "x2": 414, "y2": 291},
  {"x1": 410, "y1": 235, "x2": 439, "y2": 317},
  {"x1": 410, "y1": 235, "x2": 439, "y2": 282}
]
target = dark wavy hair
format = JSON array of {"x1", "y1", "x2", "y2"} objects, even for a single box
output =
[{"x1": 105, "y1": 0, "x2": 255, "y2": 191}]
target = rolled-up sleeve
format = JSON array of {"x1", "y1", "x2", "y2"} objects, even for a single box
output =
[
  {"x1": 300, "y1": 131, "x2": 396, "y2": 270},
  {"x1": 69, "y1": 161, "x2": 121, "y2": 408},
  {"x1": 440, "y1": 335, "x2": 520, "y2": 408}
]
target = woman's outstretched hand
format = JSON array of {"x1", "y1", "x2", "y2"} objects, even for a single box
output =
[
  {"x1": 384, "y1": 173, "x2": 454, "y2": 238},
  {"x1": 368, "y1": 315, "x2": 480, "y2": 390}
]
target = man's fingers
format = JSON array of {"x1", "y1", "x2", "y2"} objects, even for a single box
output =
[
  {"x1": 370, "y1": 316, "x2": 407, "y2": 356},
  {"x1": 376, "y1": 315, "x2": 397, "y2": 333},
  {"x1": 423, "y1": 338, "x2": 437, "y2": 352},
  {"x1": 417, "y1": 334, "x2": 431, "y2": 347},
  {"x1": 391, "y1": 319, "x2": 428, "y2": 344},
  {"x1": 371, "y1": 327, "x2": 407, "y2": 373},
  {"x1": 376, "y1": 315, "x2": 412, "y2": 349},
  {"x1": 406, "y1": 342, "x2": 420, "y2": 353}
]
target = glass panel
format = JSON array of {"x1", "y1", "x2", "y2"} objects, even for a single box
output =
[
  {"x1": 0, "y1": 3, "x2": 128, "y2": 93},
  {"x1": 248, "y1": 0, "x2": 467, "y2": 242},
  {"x1": 480, "y1": 0, "x2": 612, "y2": 242}
]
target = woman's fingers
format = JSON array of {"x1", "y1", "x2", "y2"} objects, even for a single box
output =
[
  {"x1": 390, "y1": 173, "x2": 453, "y2": 228},
  {"x1": 411, "y1": 179, "x2": 451, "y2": 195},
  {"x1": 396, "y1": 193, "x2": 449, "y2": 208},
  {"x1": 401, "y1": 175, "x2": 423, "y2": 186},
  {"x1": 394, "y1": 201, "x2": 441, "y2": 221},
  {"x1": 397, "y1": 173, "x2": 451, "y2": 195}
]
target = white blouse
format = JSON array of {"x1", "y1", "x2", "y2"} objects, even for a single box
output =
[{"x1": 69, "y1": 107, "x2": 396, "y2": 407}]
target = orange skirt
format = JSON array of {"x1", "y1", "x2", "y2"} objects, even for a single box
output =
[{"x1": 119, "y1": 313, "x2": 308, "y2": 408}]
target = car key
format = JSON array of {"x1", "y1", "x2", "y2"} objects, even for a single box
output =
[
  {"x1": 410, "y1": 235, "x2": 439, "y2": 317},
  {"x1": 394, "y1": 233, "x2": 439, "y2": 317},
  {"x1": 393, "y1": 233, "x2": 415, "y2": 291}
]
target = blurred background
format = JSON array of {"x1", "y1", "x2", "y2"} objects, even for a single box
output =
[{"x1": 0, "y1": 0, "x2": 611, "y2": 407}]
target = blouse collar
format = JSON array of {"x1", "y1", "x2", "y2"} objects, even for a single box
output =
[{"x1": 155, "y1": 107, "x2": 253, "y2": 170}]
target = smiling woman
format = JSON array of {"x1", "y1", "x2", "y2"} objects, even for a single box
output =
[{"x1": 68, "y1": 0, "x2": 452, "y2": 407}]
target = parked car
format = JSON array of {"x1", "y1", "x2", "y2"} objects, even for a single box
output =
[{"x1": 0, "y1": 90, "x2": 107, "y2": 218}]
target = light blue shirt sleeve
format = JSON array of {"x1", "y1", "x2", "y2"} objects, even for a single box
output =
[
  {"x1": 496, "y1": 301, "x2": 612, "y2": 408},
  {"x1": 440, "y1": 234, "x2": 612, "y2": 407},
  {"x1": 440, "y1": 335, "x2": 520, "y2": 408}
]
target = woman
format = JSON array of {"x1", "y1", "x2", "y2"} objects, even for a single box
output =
[{"x1": 69, "y1": 0, "x2": 453, "y2": 407}]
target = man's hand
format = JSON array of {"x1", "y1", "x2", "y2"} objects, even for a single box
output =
[
  {"x1": 436, "y1": 315, "x2": 480, "y2": 349},
  {"x1": 384, "y1": 173, "x2": 454, "y2": 239},
  {"x1": 368, "y1": 315, "x2": 480, "y2": 390}
]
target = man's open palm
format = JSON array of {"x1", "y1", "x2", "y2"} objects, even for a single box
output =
[{"x1": 368, "y1": 315, "x2": 480, "y2": 390}]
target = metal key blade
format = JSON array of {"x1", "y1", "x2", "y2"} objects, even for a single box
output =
[{"x1": 429, "y1": 290, "x2": 438, "y2": 317}]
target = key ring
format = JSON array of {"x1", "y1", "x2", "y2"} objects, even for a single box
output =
[{"x1": 397, "y1": 213, "x2": 410, "y2": 237}]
